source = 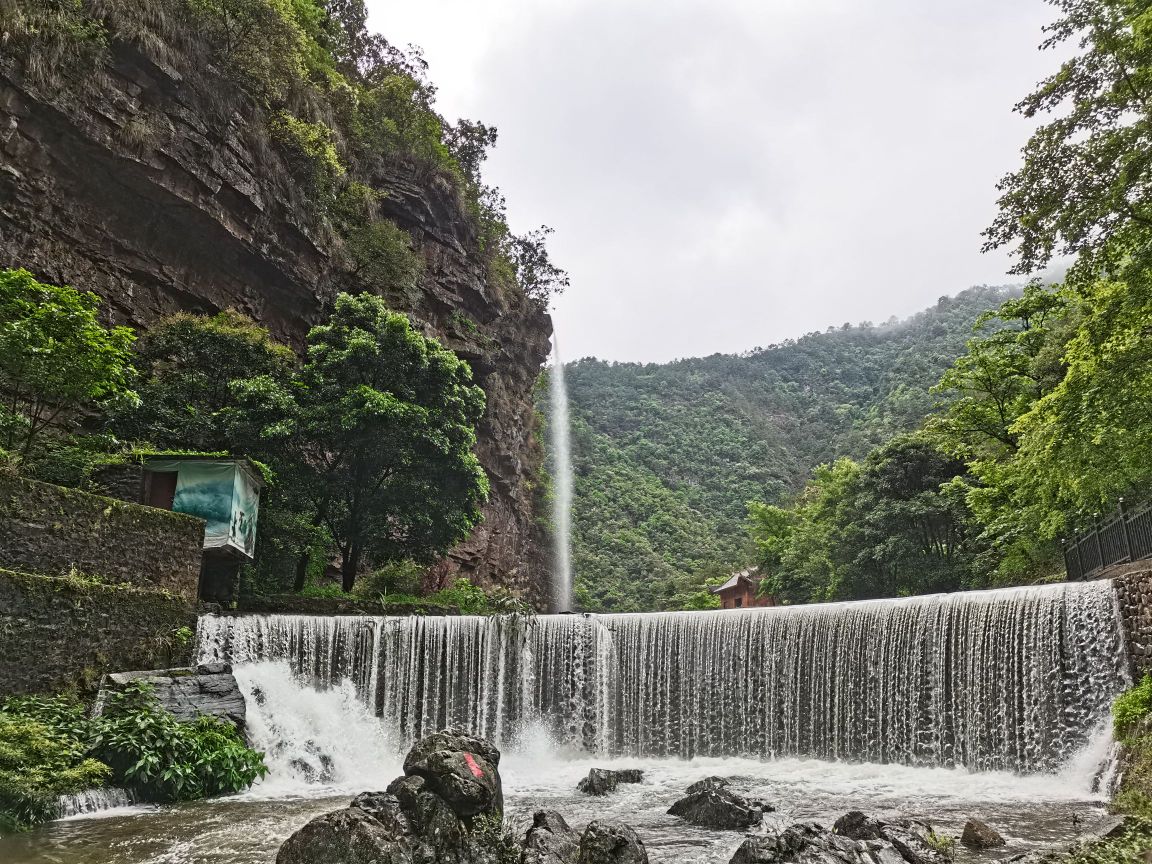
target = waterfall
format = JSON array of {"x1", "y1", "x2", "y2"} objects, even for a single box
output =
[
  {"x1": 55, "y1": 788, "x2": 133, "y2": 818},
  {"x1": 197, "y1": 580, "x2": 1129, "y2": 774},
  {"x1": 549, "y1": 337, "x2": 573, "y2": 612}
]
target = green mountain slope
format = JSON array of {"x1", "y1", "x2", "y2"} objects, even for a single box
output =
[{"x1": 558, "y1": 285, "x2": 1020, "y2": 611}]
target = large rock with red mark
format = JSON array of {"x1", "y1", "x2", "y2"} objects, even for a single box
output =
[
  {"x1": 403, "y1": 730, "x2": 504, "y2": 819},
  {"x1": 277, "y1": 730, "x2": 509, "y2": 864}
]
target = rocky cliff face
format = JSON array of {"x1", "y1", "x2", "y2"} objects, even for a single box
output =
[{"x1": 0, "y1": 30, "x2": 552, "y2": 604}]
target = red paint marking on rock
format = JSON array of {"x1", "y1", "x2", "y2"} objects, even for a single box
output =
[{"x1": 463, "y1": 752, "x2": 485, "y2": 778}]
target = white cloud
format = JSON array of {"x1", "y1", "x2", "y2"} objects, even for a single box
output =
[{"x1": 367, "y1": 0, "x2": 1059, "y2": 361}]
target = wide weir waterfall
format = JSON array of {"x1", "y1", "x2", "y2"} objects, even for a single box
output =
[{"x1": 198, "y1": 580, "x2": 1130, "y2": 775}]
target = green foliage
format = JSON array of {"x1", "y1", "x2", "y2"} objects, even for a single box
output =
[
  {"x1": 232, "y1": 293, "x2": 489, "y2": 590},
  {"x1": 110, "y1": 309, "x2": 295, "y2": 454},
  {"x1": 1057, "y1": 819, "x2": 1152, "y2": 863},
  {"x1": 1115, "y1": 676, "x2": 1152, "y2": 739},
  {"x1": 353, "y1": 559, "x2": 424, "y2": 598},
  {"x1": 0, "y1": 686, "x2": 265, "y2": 832},
  {"x1": 747, "y1": 437, "x2": 985, "y2": 603},
  {"x1": 468, "y1": 813, "x2": 521, "y2": 864},
  {"x1": 268, "y1": 111, "x2": 346, "y2": 196},
  {"x1": 559, "y1": 287, "x2": 1016, "y2": 611},
  {"x1": 0, "y1": 269, "x2": 136, "y2": 459},
  {"x1": 923, "y1": 830, "x2": 955, "y2": 856},
  {"x1": 983, "y1": 0, "x2": 1152, "y2": 277},
  {"x1": 431, "y1": 578, "x2": 533, "y2": 616},
  {"x1": 340, "y1": 220, "x2": 423, "y2": 299},
  {"x1": 0, "y1": 715, "x2": 110, "y2": 833},
  {"x1": 87, "y1": 682, "x2": 266, "y2": 802},
  {"x1": 0, "y1": 0, "x2": 108, "y2": 87},
  {"x1": 185, "y1": 0, "x2": 330, "y2": 102}
]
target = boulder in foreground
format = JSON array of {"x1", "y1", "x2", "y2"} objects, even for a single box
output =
[
  {"x1": 277, "y1": 729, "x2": 504, "y2": 864},
  {"x1": 578, "y1": 820, "x2": 648, "y2": 864},
  {"x1": 960, "y1": 818, "x2": 1005, "y2": 849}
]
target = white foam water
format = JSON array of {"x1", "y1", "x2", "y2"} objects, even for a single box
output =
[
  {"x1": 234, "y1": 661, "x2": 402, "y2": 796},
  {"x1": 55, "y1": 788, "x2": 133, "y2": 819}
]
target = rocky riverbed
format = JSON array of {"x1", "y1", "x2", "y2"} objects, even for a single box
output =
[{"x1": 0, "y1": 744, "x2": 1109, "y2": 864}]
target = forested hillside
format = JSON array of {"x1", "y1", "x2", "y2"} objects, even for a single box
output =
[{"x1": 561, "y1": 285, "x2": 1019, "y2": 611}]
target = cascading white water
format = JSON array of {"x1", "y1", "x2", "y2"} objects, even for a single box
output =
[
  {"x1": 548, "y1": 338, "x2": 573, "y2": 612},
  {"x1": 54, "y1": 788, "x2": 133, "y2": 818},
  {"x1": 234, "y1": 661, "x2": 402, "y2": 794},
  {"x1": 197, "y1": 580, "x2": 1130, "y2": 775}
]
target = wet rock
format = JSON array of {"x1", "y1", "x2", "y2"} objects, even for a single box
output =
[
  {"x1": 523, "y1": 810, "x2": 580, "y2": 864},
  {"x1": 278, "y1": 729, "x2": 513, "y2": 864},
  {"x1": 961, "y1": 819, "x2": 1005, "y2": 850},
  {"x1": 404, "y1": 730, "x2": 503, "y2": 818},
  {"x1": 576, "y1": 768, "x2": 644, "y2": 796},
  {"x1": 667, "y1": 785, "x2": 766, "y2": 830},
  {"x1": 730, "y1": 823, "x2": 862, "y2": 863},
  {"x1": 833, "y1": 811, "x2": 886, "y2": 841},
  {"x1": 102, "y1": 666, "x2": 246, "y2": 730},
  {"x1": 578, "y1": 820, "x2": 648, "y2": 864},
  {"x1": 387, "y1": 775, "x2": 466, "y2": 846},
  {"x1": 883, "y1": 820, "x2": 948, "y2": 863},
  {"x1": 276, "y1": 799, "x2": 413, "y2": 864},
  {"x1": 730, "y1": 817, "x2": 949, "y2": 864},
  {"x1": 685, "y1": 776, "x2": 729, "y2": 795}
]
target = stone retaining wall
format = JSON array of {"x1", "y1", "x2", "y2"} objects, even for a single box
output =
[
  {"x1": 0, "y1": 474, "x2": 203, "y2": 600},
  {"x1": 1112, "y1": 570, "x2": 1152, "y2": 679},
  {"x1": 0, "y1": 569, "x2": 197, "y2": 696}
]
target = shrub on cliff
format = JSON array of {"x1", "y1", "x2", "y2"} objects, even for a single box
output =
[
  {"x1": 0, "y1": 269, "x2": 136, "y2": 461},
  {"x1": 110, "y1": 309, "x2": 295, "y2": 454}
]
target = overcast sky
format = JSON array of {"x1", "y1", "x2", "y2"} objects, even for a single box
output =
[{"x1": 367, "y1": 0, "x2": 1059, "y2": 363}]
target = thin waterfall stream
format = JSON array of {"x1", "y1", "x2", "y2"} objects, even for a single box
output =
[{"x1": 549, "y1": 337, "x2": 574, "y2": 612}]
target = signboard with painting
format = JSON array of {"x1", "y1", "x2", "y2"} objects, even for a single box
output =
[{"x1": 145, "y1": 459, "x2": 263, "y2": 559}]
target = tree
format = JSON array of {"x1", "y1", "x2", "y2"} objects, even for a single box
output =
[
  {"x1": 929, "y1": 283, "x2": 1071, "y2": 463},
  {"x1": 984, "y1": 0, "x2": 1152, "y2": 276},
  {"x1": 110, "y1": 309, "x2": 295, "y2": 453},
  {"x1": 238, "y1": 292, "x2": 489, "y2": 590},
  {"x1": 1004, "y1": 267, "x2": 1152, "y2": 539},
  {"x1": 746, "y1": 438, "x2": 985, "y2": 603},
  {"x1": 0, "y1": 269, "x2": 135, "y2": 457},
  {"x1": 928, "y1": 285, "x2": 1077, "y2": 580}
]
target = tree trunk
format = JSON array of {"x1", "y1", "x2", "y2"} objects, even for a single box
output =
[
  {"x1": 341, "y1": 541, "x2": 362, "y2": 593},
  {"x1": 292, "y1": 551, "x2": 310, "y2": 592}
]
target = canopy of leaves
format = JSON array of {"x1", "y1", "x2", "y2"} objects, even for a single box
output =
[
  {"x1": 232, "y1": 292, "x2": 489, "y2": 590},
  {"x1": 0, "y1": 685, "x2": 265, "y2": 832},
  {"x1": 984, "y1": 0, "x2": 1152, "y2": 275},
  {"x1": 0, "y1": 269, "x2": 135, "y2": 459},
  {"x1": 111, "y1": 309, "x2": 294, "y2": 454}
]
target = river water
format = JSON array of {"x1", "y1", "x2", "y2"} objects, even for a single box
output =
[{"x1": 0, "y1": 741, "x2": 1111, "y2": 863}]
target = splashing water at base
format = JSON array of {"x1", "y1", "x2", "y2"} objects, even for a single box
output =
[{"x1": 235, "y1": 661, "x2": 402, "y2": 796}]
